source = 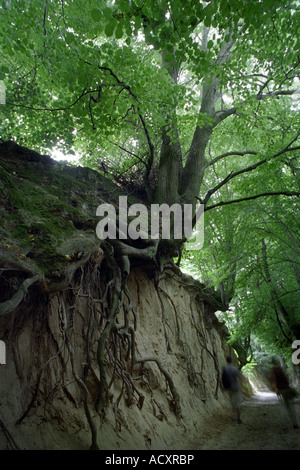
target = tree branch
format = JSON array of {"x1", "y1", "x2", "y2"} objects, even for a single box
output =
[
  {"x1": 203, "y1": 134, "x2": 300, "y2": 205},
  {"x1": 203, "y1": 191, "x2": 300, "y2": 212},
  {"x1": 6, "y1": 87, "x2": 97, "y2": 112},
  {"x1": 215, "y1": 56, "x2": 299, "y2": 126},
  {"x1": 206, "y1": 150, "x2": 258, "y2": 168},
  {"x1": 214, "y1": 89, "x2": 297, "y2": 126},
  {"x1": 95, "y1": 64, "x2": 155, "y2": 168},
  {"x1": 108, "y1": 140, "x2": 146, "y2": 165}
]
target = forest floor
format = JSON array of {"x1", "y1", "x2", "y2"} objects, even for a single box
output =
[{"x1": 196, "y1": 390, "x2": 300, "y2": 450}]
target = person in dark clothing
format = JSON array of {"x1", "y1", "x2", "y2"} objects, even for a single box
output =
[
  {"x1": 271, "y1": 362, "x2": 298, "y2": 430},
  {"x1": 222, "y1": 356, "x2": 243, "y2": 424}
]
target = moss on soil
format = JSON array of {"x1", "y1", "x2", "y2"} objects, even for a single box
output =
[{"x1": 0, "y1": 141, "x2": 137, "y2": 281}]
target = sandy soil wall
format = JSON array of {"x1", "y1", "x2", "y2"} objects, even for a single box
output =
[{"x1": 0, "y1": 266, "x2": 231, "y2": 450}]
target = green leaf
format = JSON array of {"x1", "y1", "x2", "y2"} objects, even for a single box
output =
[
  {"x1": 159, "y1": 24, "x2": 171, "y2": 41},
  {"x1": 65, "y1": 32, "x2": 75, "y2": 44},
  {"x1": 1, "y1": 65, "x2": 9, "y2": 74},
  {"x1": 164, "y1": 53, "x2": 173, "y2": 63},
  {"x1": 204, "y1": 17, "x2": 211, "y2": 27},
  {"x1": 115, "y1": 23, "x2": 123, "y2": 40},
  {"x1": 103, "y1": 7, "x2": 112, "y2": 19},
  {"x1": 105, "y1": 23, "x2": 115, "y2": 37},
  {"x1": 91, "y1": 8, "x2": 101, "y2": 22}
]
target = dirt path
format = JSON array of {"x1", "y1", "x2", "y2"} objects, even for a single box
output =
[{"x1": 197, "y1": 391, "x2": 300, "y2": 450}]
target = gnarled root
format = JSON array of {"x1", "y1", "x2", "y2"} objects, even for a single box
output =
[
  {"x1": 133, "y1": 355, "x2": 182, "y2": 419},
  {"x1": 0, "y1": 274, "x2": 40, "y2": 315}
]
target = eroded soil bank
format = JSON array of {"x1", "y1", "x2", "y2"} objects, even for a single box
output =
[{"x1": 0, "y1": 142, "x2": 234, "y2": 450}]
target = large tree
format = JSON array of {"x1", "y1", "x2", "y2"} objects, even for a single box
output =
[
  {"x1": 1, "y1": 0, "x2": 299, "y2": 210},
  {"x1": 1, "y1": 0, "x2": 299, "y2": 309},
  {"x1": 1, "y1": 0, "x2": 300, "y2": 447}
]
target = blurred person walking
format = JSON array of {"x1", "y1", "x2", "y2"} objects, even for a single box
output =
[
  {"x1": 271, "y1": 360, "x2": 299, "y2": 430},
  {"x1": 222, "y1": 356, "x2": 243, "y2": 424}
]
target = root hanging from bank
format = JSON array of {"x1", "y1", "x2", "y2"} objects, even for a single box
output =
[
  {"x1": 0, "y1": 419, "x2": 21, "y2": 450},
  {"x1": 8, "y1": 238, "x2": 200, "y2": 449},
  {"x1": 0, "y1": 275, "x2": 40, "y2": 315},
  {"x1": 95, "y1": 240, "x2": 182, "y2": 419}
]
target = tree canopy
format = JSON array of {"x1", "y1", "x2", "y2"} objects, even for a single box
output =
[{"x1": 1, "y1": 0, "x2": 300, "y2": 364}]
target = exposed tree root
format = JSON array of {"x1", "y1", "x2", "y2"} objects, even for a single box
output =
[
  {"x1": 0, "y1": 418, "x2": 21, "y2": 450},
  {"x1": 0, "y1": 275, "x2": 40, "y2": 315},
  {"x1": 190, "y1": 308, "x2": 220, "y2": 399},
  {"x1": 5, "y1": 236, "x2": 223, "y2": 450},
  {"x1": 132, "y1": 355, "x2": 182, "y2": 419}
]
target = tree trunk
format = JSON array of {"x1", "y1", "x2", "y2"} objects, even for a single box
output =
[
  {"x1": 179, "y1": 124, "x2": 212, "y2": 204},
  {"x1": 155, "y1": 125, "x2": 182, "y2": 204},
  {"x1": 155, "y1": 29, "x2": 234, "y2": 209}
]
